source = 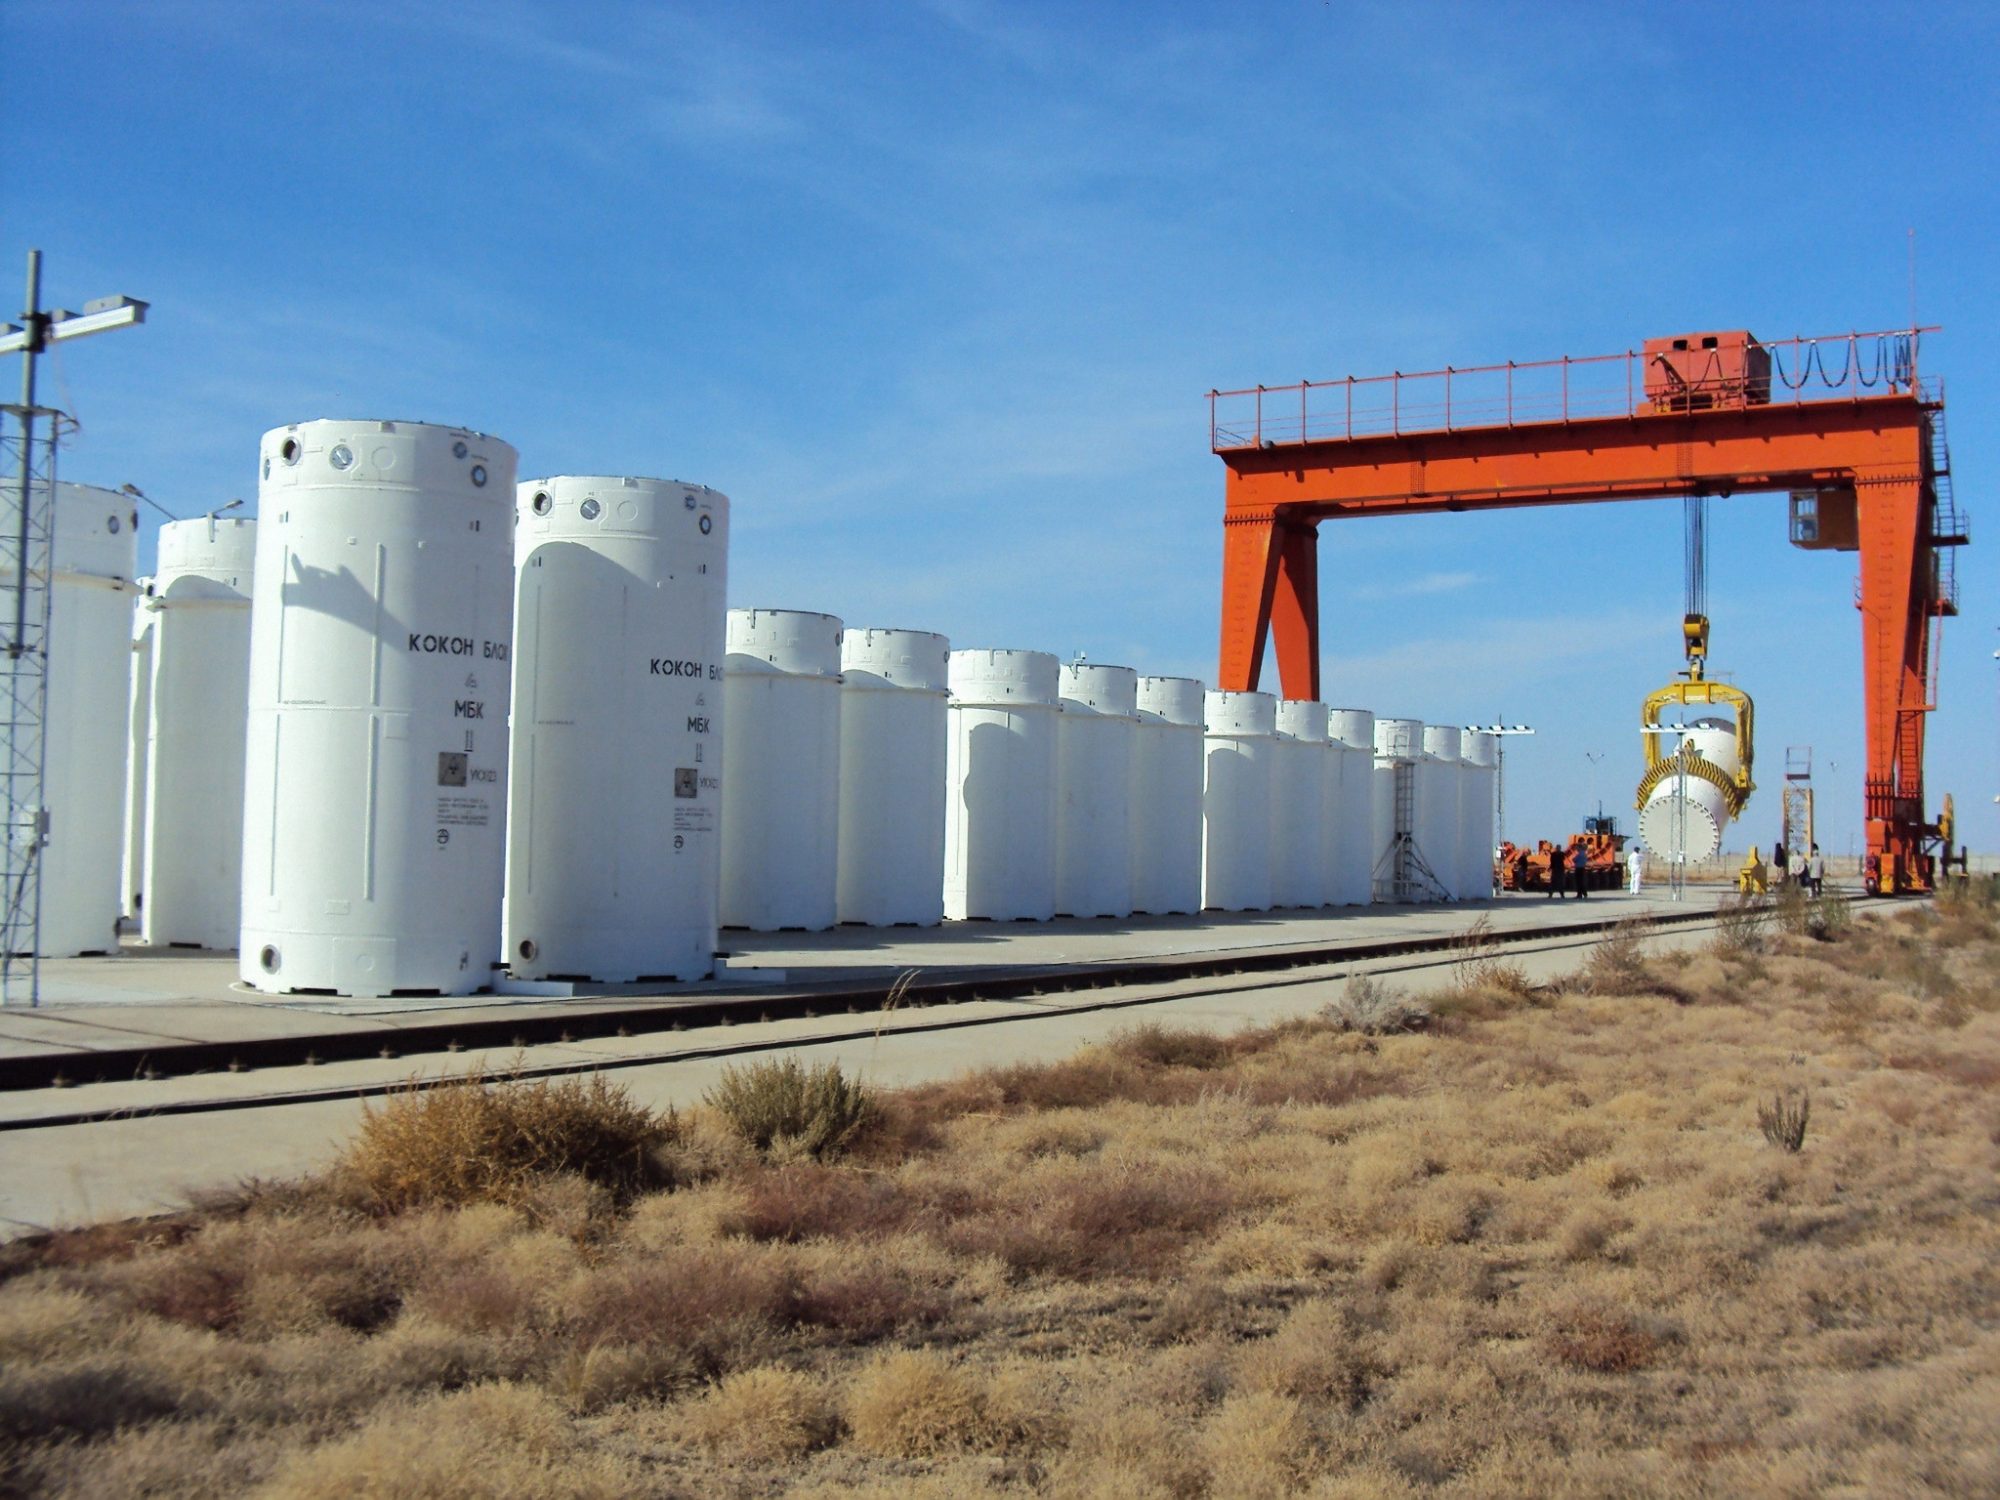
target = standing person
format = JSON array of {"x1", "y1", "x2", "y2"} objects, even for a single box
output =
[
  {"x1": 1628, "y1": 842, "x2": 1644, "y2": 894},
  {"x1": 1788, "y1": 846, "x2": 1808, "y2": 889},
  {"x1": 1548, "y1": 843, "x2": 1566, "y2": 899},
  {"x1": 1574, "y1": 843, "x2": 1591, "y2": 900},
  {"x1": 1771, "y1": 841, "x2": 1788, "y2": 889},
  {"x1": 1808, "y1": 844, "x2": 1825, "y2": 897}
]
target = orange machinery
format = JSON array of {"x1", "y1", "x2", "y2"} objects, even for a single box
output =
[
  {"x1": 1642, "y1": 330, "x2": 1771, "y2": 412},
  {"x1": 1209, "y1": 328, "x2": 1965, "y2": 894},
  {"x1": 1497, "y1": 820, "x2": 1627, "y2": 893}
]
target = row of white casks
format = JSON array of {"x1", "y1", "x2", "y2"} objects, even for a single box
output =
[
  {"x1": 714, "y1": 613, "x2": 957, "y2": 934},
  {"x1": 1202, "y1": 694, "x2": 1387, "y2": 912},
  {"x1": 242, "y1": 431, "x2": 734, "y2": 996},
  {"x1": 942, "y1": 653, "x2": 1209, "y2": 922},
  {"x1": 1366, "y1": 718, "x2": 1499, "y2": 902}
]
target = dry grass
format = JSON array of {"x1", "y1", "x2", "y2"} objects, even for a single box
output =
[
  {"x1": 337, "y1": 1069, "x2": 678, "y2": 1216},
  {"x1": 1321, "y1": 972, "x2": 1432, "y2": 1034},
  {"x1": 705, "y1": 1056, "x2": 875, "y2": 1159},
  {"x1": 4, "y1": 905, "x2": 1998, "y2": 1496}
]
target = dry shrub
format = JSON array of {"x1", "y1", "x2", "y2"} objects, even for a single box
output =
[
  {"x1": 1202, "y1": 1390, "x2": 1314, "y2": 1497},
  {"x1": 560, "y1": 1250, "x2": 795, "y2": 1379},
  {"x1": 1237, "y1": 1299, "x2": 1373, "y2": 1412},
  {"x1": 677, "y1": 1365, "x2": 837, "y2": 1461},
  {"x1": 951, "y1": 1161, "x2": 1241, "y2": 1279},
  {"x1": 1580, "y1": 918, "x2": 1655, "y2": 996},
  {"x1": 720, "y1": 1161, "x2": 951, "y2": 1244},
  {"x1": 1712, "y1": 894, "x2": 1770, "y2": 957},
  {"x1": 1824, "y1": 988, "x2": 1880, "y2": 1044},
  {"x1": 1555, "y1": 1206, "x2": 1623, "y2": 1263},
  {"x1": 252, "y1": 1381, "x2": 632, "y2": 1499},
  {"x1": 1441, "y1": 916, "x2": 1536, "y2": 1006},
  {"x1": 1111, "y1": 1021, "x2": 1233, "y2": 1071},
  {"x1": 1322, "y1": 974, "x2": 1431, "y2": 1036},
  {"x1": 0, "y1": 1358, "x2": 188, "y2": 1446},
  {"x1": 1042, "y1": 1378, "x2": 1208, "y2": 1498},
  {"x1": 1546, "y1": 1305, "x2": 1669, "y2": 1373},
  {"x1": 1758, "y1": 1091, "x2": 1811, "y2": 1153},
  {"x1": 1774, "y1": 881, "x2": 1813, "y2": 937},
  {"x1": 790, "y1": 1257, "x2": 951, "y2": 1341},
  {"x1": 843, "y1": 1350, "x2": 1049, "y2": 1458},
  {"x1": 1808, "y1": 889, "x2": 1854, "y2": 941},
  {"x1": 340, "y1": 1071, "x2": 676, "y2": 1215},
  {"x1": 17, "y1": 1413, "x2": 284, "y2": 1500},
  {"x1": 1144, "y1": 1278, "x2": 1230, "y2": 1346},
  {"x1": 704, "y1": 1057, "x2": 874, "y2": 1158}
]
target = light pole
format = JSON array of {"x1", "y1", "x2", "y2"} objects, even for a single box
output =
[
  {"x1": 1642, "y1": 722, "x2": 1692, "y2": 901},
  {"x1": 1466, "y1": 722, "x2": 1534, "y2": 897},
  {"x1": 0, "y1": 251, "x2": 147, "y2": 1005}
]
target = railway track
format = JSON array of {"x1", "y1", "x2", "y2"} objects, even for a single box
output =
[{"x1": 0, "y1": 899, "x2": 1826, "y2": 1133}]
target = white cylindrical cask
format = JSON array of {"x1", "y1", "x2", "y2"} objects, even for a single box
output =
[
  {"x1": 1055, "y1": 662, "x2": 1138, "y2": 919},
  {"x1": 1273, "y1": 699, "x2": 1329, "y2": 909},
  {"x1": 1462, "y1": 730, "x2": 1498, "y2": 898},
  {"x1": 721, "y1": 608, "x2": 842, "y2": 931},
  {"x1": 505, "y1": 477, "x2": 729, "y2": 980},
  {"x1": 241, "y1": 420, "x2": 516, "y2": 997},
  {"x1": 945, "y1": 649, "x2": 1059, "y2": 921},
  {"x1": 1325, "y1": 708, "x2": 1375, "y2": 905},
  {"x1": 1419, "y1": 724, "x2": 1463, "y2": 901},
  {"x1": 1639, "y1": 717, "x2": 1740, "y2": 863},
  {"x1": 1130, "y1": 675, "x2": 1204, "y2": 916},
  {"x1": 140, "y1": 515, "x2": 256, "y2": 949},
  {"x1": 40, "y1": 483, "x2": 140, "y2": 955},
  {"x1": 837, "y1": 628, "x2": 949, "y2": 927},
  {"x1": 1202, "y1": 690, "x2": 1276, "y2": 912}
]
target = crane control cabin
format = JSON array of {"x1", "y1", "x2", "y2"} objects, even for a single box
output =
[{"x1": 1209, "y1": 329, "x2": 1966, "y2": 894}]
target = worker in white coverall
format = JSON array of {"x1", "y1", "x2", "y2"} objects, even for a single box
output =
[{"x1": 1628, "y1": 843, "x2": 1644, "y2": 893}]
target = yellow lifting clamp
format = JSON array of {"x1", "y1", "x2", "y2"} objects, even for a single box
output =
[{"x1": 1635, "y1": 678, "x2": 1756, "y2": 815}]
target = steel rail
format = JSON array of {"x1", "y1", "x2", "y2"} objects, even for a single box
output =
[{"x1": 0, "y1": 899, "x2": 1850, "y2": 1127}]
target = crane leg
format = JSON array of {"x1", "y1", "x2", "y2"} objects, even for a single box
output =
[
  {"x1": 1855, "y1": 471, "x2": 1931, "y2": 893},
  {"x1": 1218, "y1": 508, "x2": 1320, "y2": 698}
]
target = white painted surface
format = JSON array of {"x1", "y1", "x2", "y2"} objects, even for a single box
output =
[
  {"x1": 1130, "y1": 675, "x2": 1204, "y2": 916},
  {"x1": 945, "y1": 649, "x2": 1059, "y2": 921},
  {"x1": 838, "y1": 628, "x2": 949, "y2": 927},
  {"x1": 1325, "y1": 708, "x2": 1376, "y2": 906},
  {"x1": 1639, "y1": 716, "x2": 1740, "y2": 862},
  {"x1": 140, "y1": 516, "x2": 256, "y2": 949},
  {"x1": 121, "y1": 605, "x2": 152, "y2": 924},
  {"x1": 1055, "y1": 662, "x2": 1138, "y2": 919},
  {"x1": 1462, "y1": 730, "x2": 1498, "y2": 898},
  {"x1": 1419, "y1": 723, "x2": 1464, "y2": 901},
  {"x1": 1273, "y1": 699, "x2": 1328, "y2": 909},
  {"x1": 721, "y1": 609, "x2": 842, "y2": 932},
  {"x1": 1371, "y1": 717, "x2": 1424, "y2": 903},
  {"x1": 41, "y1": 483, "x2": 140, "y2": 956},
  {"x1": 1202, "y1": 689, "x2": 1276, "y2": 912},
  {"x1": 241, "y1": 420, "x2": 517, "y2": 996},
  {"x1": 506, "y1": 478, "x2": 728, "y2": 980}
]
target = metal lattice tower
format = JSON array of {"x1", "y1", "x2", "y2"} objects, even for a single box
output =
[
  {"x1": 1372, "y1": 759, "x2": 1450, "y2": 904},
  {"x1": 0, "y1": 409, "x2": 62, "y2": 1001},
  {"x1": 0, "y1": 250, "x2": 148, "y2": 1004}
]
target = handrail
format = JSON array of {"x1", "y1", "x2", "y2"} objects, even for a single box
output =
[{"x1": 1210, "y1": 328, "x2": 1938, "y2": 452}]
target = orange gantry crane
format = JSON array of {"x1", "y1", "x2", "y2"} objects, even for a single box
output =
[{"x1": 1210, "y1": 329, "x2": 1966, "y2": 895}]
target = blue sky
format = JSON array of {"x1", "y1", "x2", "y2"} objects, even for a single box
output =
[{"x1": 6, "y1": 0, "x2": 1996, "y2": 856}]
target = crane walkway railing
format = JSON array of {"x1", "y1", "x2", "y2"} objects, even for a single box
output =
[{"x1": 1210, "y1": 329, "x2": 1936, "y2": 452}]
